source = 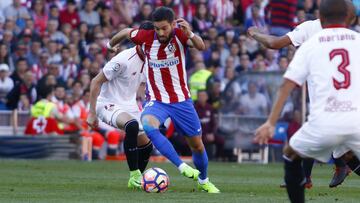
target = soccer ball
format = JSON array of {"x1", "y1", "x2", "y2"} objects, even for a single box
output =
[{"x1": 141, "y1": 167, "x2": 169, "y2": 193}]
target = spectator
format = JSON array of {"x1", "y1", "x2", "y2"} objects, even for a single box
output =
[
  {"x1": 0, "y1": 42, "x2": 15, "y2": 71},
  {"x1": 59, "y1": 0, "x2": 80, "y2": 29},
  {"x1": 59, "y1": 46, "x2": 78, "y2": 82},
  {"x1": 46, "y1": 40, "x2": 61, "y2": 63},
  {"x1": 239, "y1": 81, "x2": 268, "y2": 116},
  {"x1": 60, "y1": 23, "x2": 72, "y2": 43},
  {"x1": 31, "y1": 0, "x2": 48, "y2": 34},
  {"x1": 221, "y1": 69, "x2": 242, "y2": 114},
  {"x1": 36, "y1": 74, "x2": 57, "y2": 99},
  {"x1": 0, "y1": 64, "x2": 14, "y2": 110},
  {"x1": 99, "y1": 4, "x2": 111, "y2": 27},
  {"x1": 110, "y1": 0, "x2": 132, "y2": 28},
  {"x1": 31, "y1": 51, "x2": 50, "y2": 81},
  {"x1": 245, "y1": 5, "x2": 267, "y2": 32},
  {"x1": 245, "y1": 0, "x2": 266, "y2": 21},
  {"x1": 189, "y1": 61, "x2": 212, "y2": 101},
  {"x1": 48, "y1": 4, "x2": 60, "y2": 21},
  {"x1": 26, "y1": 40, "x2": 42, "y2": 66},
  {"x1": 192, "y1": 3, "x2": 213, "y2": 34},
  {"x1": 70, "y1": 80, "x2": 83, "y2": 102},
  {"x1": 79, "y1": 0, "x2": 100, "y2": 27},
  {"x1": 6, "y1": 70, "x2": 37, "y2": 110},
  {"x1": 11, "y1": 43, "x2": 28, "y2": 65},
  {"x1": 10, "y1": 58, "x2": 28, "y2": 85},
  {"x1": 47, "y1": 62, "x2": 66, "y2": 87},
  {"x1": 175, "y1": 0, "x2": 195, "y2": 22},
  {"x1": 195, "y1": 90, "x2": 224, "y2": 160},
  {"x1": 232, "y1": 0, "x2": 244, "y2": 26},
  {"x1": 264, "y1": 49, "x2": 279, "y2": 71},
  {"x1": 133, "y1": 2, "x2": 153, "y2": 23},
  {"x1": 229, "y1": 43, "x2": 240, "y2": 68},
  {"x1": 268, "y1": 0, "x2": 297, "y2": 36},
  {"x1": 3, "y1": 0, "x2": 30, "y2": 22},
  {"x1": 207, "y1": 79, "x2": 222, "y2": 111},
  {"x1": 214, "y1": 35, "x2": 230, "y2": 68},
  {"x1": 278, "y1": 56, "x2": 289, "y2": 71},
  {"x1": 68, "y1": 43, "x2": 80, "y2": 64},
  {"x1": 47, "y1": 19, "x2": 68, "y2": 44},
  {"x1": 236, "y1": 54, "x2": 252, "y2": 73},
  {"x1": 209, "y1": 0, "x2": 234, "y2": 27}
]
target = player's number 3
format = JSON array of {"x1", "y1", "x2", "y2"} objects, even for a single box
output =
[{"x1": 329, "y1": 49, "x2": 351, "y2": 90}]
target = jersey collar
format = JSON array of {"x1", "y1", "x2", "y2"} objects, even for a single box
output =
[
  {"x1": 323, "y1": 24, "x2": 347, "y2": 29},
  {"x1": 135, "y1": 45, "x2": 145, "y2": 61}
]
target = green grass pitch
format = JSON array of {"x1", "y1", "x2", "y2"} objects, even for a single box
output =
[{"x1": 0, "y1": 159, "x2": 359, "y2": 203}]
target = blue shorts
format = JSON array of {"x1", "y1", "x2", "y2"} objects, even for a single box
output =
[{"x1": 141, "y1": 99, "x2": 202, "y2": 137}]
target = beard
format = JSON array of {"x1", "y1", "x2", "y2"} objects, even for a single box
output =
[{"x1": 158, "y1": 35, "x2": 171, "y2": 44}]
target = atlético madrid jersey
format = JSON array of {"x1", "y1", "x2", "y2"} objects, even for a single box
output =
[{"x1": 130, "y1": 28, "x2": 191, "y2": 103}]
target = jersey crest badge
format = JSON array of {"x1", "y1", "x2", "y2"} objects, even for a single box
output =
[
  {"x1": 104, "y1": 104, "x2": 115, "y2": 111},
  {"x1": 167, "y1": 43, "x2": 176, "y2": 53},
  {"x1": 131, "y1": 30, "x2": 139, "y2": 38}
]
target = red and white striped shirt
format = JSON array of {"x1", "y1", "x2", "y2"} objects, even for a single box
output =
[{"x1": 130, "y1": 28, "x2": 191, "y2": 103}]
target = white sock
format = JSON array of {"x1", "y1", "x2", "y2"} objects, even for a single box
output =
[
  {"x1": 198, "y1": 177, "x2": 209, "y2": 184},
  {"x1": 178, "y1": 163, "x2": 187, "y2": 173}
]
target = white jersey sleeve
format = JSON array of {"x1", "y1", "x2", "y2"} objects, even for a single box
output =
[
  {"x1": 286, "y1": 19, "x2": 322, "y2": 47},
  {"x1": 102, "y1": 61, "x2": 127, "y2": 81},
  {"x1": 283, "y1": 43, "x2": 311, "y2": 86}
]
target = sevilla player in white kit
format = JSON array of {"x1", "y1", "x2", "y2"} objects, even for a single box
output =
[
  {"x1": 248, "y1": 0, "x2": 360, "y2": 188},
  {"x1": 87, "y1": 41, "x2": 154, "y2": 190},
  {"x1": 108, "y1": 7, "x2": 220, "y2": 193},
  {"x1": 255, "y1": 0, "x2": 360, "y2": 202}
]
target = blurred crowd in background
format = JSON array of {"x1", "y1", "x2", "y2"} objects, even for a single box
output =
[{"x1": 1, "y1": 0, "x2": 360, "y2": 160}]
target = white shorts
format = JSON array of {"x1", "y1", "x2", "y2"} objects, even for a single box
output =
[
  {"x1": 96, "y1": 101, "x2": 142, "y2": 130},
  {"x1": 289, "y1": 122, "x2": 360, "y2": 162}
]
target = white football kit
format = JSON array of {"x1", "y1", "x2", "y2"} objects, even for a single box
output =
[
  {"x1": 96, "y1": 46, "x2": 145, "y2": 128},
  {"x1": 284, "y1": 27, "x2": 360, "y2": 162},
  {"x1": 286, "y1": 19, "x2": 322, "y2": 47}
]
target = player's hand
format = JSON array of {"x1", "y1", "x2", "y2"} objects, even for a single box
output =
[
  {"x1": 253, "y1": 121, "x2": 275, "y2": 145},
  {"x1": 247, "y1": 26, "x2": 261, "y2": 38},
  {"x1": 176, "y1": 18, "x2": 192, "y2": 37},
  {"x1": 86, "y1": 112, "x2": 99, "y2": 129},
  {"x1": 106, "y1": 42, "x2": 121, "y2": 53}
]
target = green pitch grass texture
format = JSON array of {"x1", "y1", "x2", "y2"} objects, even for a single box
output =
[{"x1": 0, "y1": 160, "x2": 359, "y2": 203}]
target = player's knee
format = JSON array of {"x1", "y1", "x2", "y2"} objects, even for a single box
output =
[
  {"x1": 283, "y1": 144, "x2": 299, "y2": 161},
  {"x1": 191, "y1": 145, "x2": 205, "y2": 153},
  {"x1": 124, "y1": 119, "x2": 139, "y2": 137},
  {"x1": 341, "y1": 151, "x2": 354, "y2": 163},
  {"x1": 141, "y1": 115, "x2": 160, "y2": 132},
  {"x1": 137, "y1": 133, "x2": 150, "y2": 146},
  {"x1": 188, "y1": 138, "x2": 205, "y2": 153}
]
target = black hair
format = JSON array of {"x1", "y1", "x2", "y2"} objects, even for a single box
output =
[
  {"x1": 151, "y1": 6, "x2": 175, "y2": 23},
  {"x1": 139, "y1": 21, "x2": 154, "y2": 30},
  {"x1": 319, "y1": 0, "x2": 347, "y2": 24},
  {"x1": 17, "y1": 57, "x2": 27, "y2": 64},
  {"x1": 40, "y1": 85, "x2": 54, "y2": 99}
]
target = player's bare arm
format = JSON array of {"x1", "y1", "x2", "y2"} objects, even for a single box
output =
[
  {"x1": 176, "y1": 18, "x2": 206, "y2": 51},
  {"x1": 254, "y1": 79, "x2": 297, "y2": 145},
  {"x1": 87, "y1": 71, "x2": 108, "y2": 129},
  {"x1": 108, "y1": 28, "x2": 133, "y2": 52},
  {"x1": 247, "y1": 26, "x2": 292, "y2": 49}
]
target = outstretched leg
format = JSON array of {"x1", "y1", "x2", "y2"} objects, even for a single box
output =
[{"x1": 283, "y1": 144, "x2": 305, "y2": 203}]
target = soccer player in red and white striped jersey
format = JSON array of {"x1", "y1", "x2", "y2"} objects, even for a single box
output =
[{"x1": 108, "y1": 7, "x2": 220, "y2": 193}]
